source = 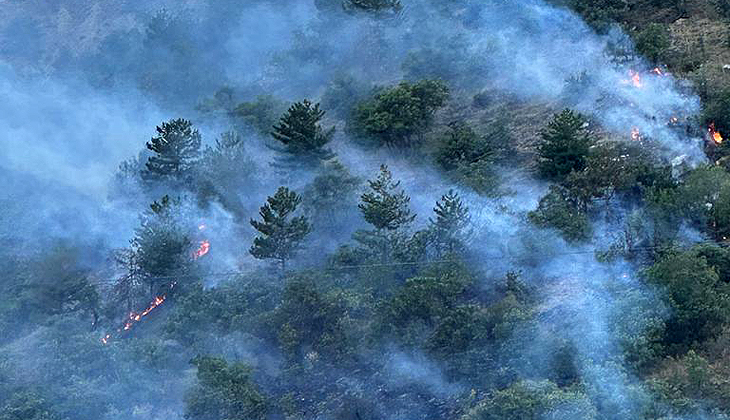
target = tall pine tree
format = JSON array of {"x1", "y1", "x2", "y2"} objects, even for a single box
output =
[
  {"x1": 250, "y1": 187, "x2": 311, "y2": 271},
  {"x1": 131, "y1": 195, "x2": 193, "y2": 296},
  {"x1": 271, "y1": 100, "x2": 335, "y2": 168},
  {"x1": 143, "y1": 118, "x2": 202, "y2": 182},
  {"x1": 537, "y1": 109, "x2": 594, "y2": 181},
  {"x1": 429, "y1": 189, "x2": 470, "y2": 256},
  {"x1": 356, "y1": 165, "x2": 415, "y2": 261}
]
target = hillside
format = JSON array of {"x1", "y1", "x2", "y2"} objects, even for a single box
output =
[{"x1": 2, "y1": 1, "x2": 730, "y2": 420}]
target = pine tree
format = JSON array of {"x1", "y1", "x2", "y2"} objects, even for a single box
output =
[
  {"x1": 356, "y1": 165, "x2": 415, "y2": 261},
  {"x1": 537, "y1": 109, "x2": 594, "y2": 181},
  {"x1": 143, "y1": 118, "x2": 202, "y2": 182},
  {"x1": 271, "y1": 100, "x2": 335, "y2": 167},
  {"x1": 131, "y1": 195, "x2": 192, "y2": 296},
  {"x1": 359, "y1": 165, "x2": 415, "y2": 231},
  {"x1": 250, "y1": 187, "x2": 311, "y2": 271},
  {"x1": 429, "y1": 189, "x2": 470, "y2": 255}
]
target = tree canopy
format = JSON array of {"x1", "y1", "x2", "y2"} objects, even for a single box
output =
[{"x1": 250, "y1": 187, "x2": 311, "y2": 270}]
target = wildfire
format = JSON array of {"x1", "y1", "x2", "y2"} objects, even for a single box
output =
[
  {"x1": 193, "y1": 240, "x2": 210, "y2": 259},
  {"x1": 101, "y1": 286, "x2": 174, "y2": 344},
  {"x1": 628, "y1": 70, "x2": 643, "y2": 88},
  {"x1": 101, "y1": 225, "x2": 211, "y2": 345},
  {"x1": 651, "y1": 67, "x2": 664, "y2": 76},
  {"x1": 709, "y1": 123, "x2": 724, "y2": 144},
  {"x1": 631, "y1": 127, "x2": 641, "y2": 141}
]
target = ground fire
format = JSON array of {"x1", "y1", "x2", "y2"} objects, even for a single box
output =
[{"x1": 101, "y1": 234, "x2": 210, "y2": 344}]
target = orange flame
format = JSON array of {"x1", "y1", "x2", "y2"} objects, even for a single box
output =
[
  {"x1": 629, "y1": 70, "x2": 643, "y2": 88},
  {"x1": 651, "y1": 67, "x2": 664, "y2": 76},
  {"x1": 101, "y1": 283, "x2": 176, "y2": 344},
  {"x1": 123, "y1": 294, "x2": 167, "y2": 331},
  {"x1": 710, "y1": 123, "x2": 724, "y2": 144},
  {"x1": 631, "y1": 127, "x2": 641, "y2": 141},
  {"x1": 193, "y1": 240, "x2": 210, "y2": 259}
]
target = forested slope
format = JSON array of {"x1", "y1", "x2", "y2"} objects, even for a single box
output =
[{"x1": 1, "y1": 1, "x2": 730, "y2": 419}]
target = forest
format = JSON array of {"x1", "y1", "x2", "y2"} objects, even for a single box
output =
[{"x1": 2, "y1": 0, "x2": 730, "y2": 419}]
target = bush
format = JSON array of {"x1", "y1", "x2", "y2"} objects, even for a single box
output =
[
  {"x1": 350, "y1": 80, "x2": 449, "y2": 148},
  {"x1": 185, "y1": 357, "x2": 267, "y2": 420},
  {"x1": 231, "y1": 95, "x2": 286, "y2": 136},
  {"x1": 644, "y1": 249, "x2": 730, "y2": 353},
  {"x1": 528, "y1": 186, "x2": 591, "y2": 242},
  {"x1": 634, "y1": 23, "x2": 670, "y2": 64},
  {"x1": 460, "y1": 380, "x2": 597, "y2": 420}
]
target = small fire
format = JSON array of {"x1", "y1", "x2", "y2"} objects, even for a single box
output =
[
  {"x1": 123, "y1": 295, "x2": 166, "y2": 331},
  {"x1": 669, "y1": 116, "x2": 679, "y2": 125},
  {"x1": 198, "y1": 224, "x2": 206, "y2": 230},
  {"x1": 101, "y1": 282, "x2": 177, "y2": 344},
  {"x1": 631, "y1": 127, "x2": 641, "y2": 141},
  {"x1": 709, "y1": 123, "x2": 724, "y2": 144},
  {"x1": 628, "y1": 70, "x2": 643, "y2": 88},
  {"x1": 651, "y1": 67, "x2": 664, "y2": 76},
  {"x1": 193, "y1": 240, "x2": 210, "y2": 259}
]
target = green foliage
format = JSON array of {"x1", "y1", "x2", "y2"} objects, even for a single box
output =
[
  {"x1": 647, "y1": 165, "x2": 730, "y2": 240},
  {"x1": 715, "y1": 0, "x2": 730, "y2": 18},
  {"x1": 197, "y1": 131, "x2": 258, "y2": 214},
  {"x1": 0, "y1": 391, "x2": 64, "y2": 420},
  {"x1": 271, "y1": 100, "x2": 335, "y2": 167},
  {"x1": 231, "y1": 95, "x2": 286, "y2": 136},
  {"x1": 565, "y1": 141, "x2": 664, "y2": 210},
  {"x1": 435, "y1": 122, "x2": 494, "y2": 172},
  {"x1": 302, "y1": 160, "x2": 361, "y2": 234},
  {"x1": 378, "y1": 270, "x2": 473, "y2": 346},
  {"x1": 143, "y1": 118, "x2": 201, "y2": 182},
  {"x1": 13, "y1": 245, "x2": 100, "y2": 327},
  {"x1": 359, "y1": 165, "x2": 415, "y2": 231},
  {"x1": 434, "y1": 121, "x2": 501, "y2": 194},
  {"x1": 645, "y1": 249, "x2": 730, "y2": 352},
  {"x1": 649, "y1": 349, "x2": 730, "y2": 415},
  {"x1": 196, "y1": 87, "x2": 236, "y2": 114},
  {"x1": 461, "y1": 380, "x2": 597, "y2": 420},
  {"x1": 353, "y1": 165, "x2": 415, "y2": 263},
  {"x1": 351, "y1": 80, "x2": 449, "y2": 148},
  {"x1": 184, "y1": 356, "x2": 267, "y2": 420},
  {"x1": 131, "y1": 195, "x2": 193, "y2": 296},
  {"x1": 567, "y1": 0, "x2": 626, "y2": 33},
  {"x1": 343, "y1": 0, "x2": 402, "y2": 14},
  {"x1": 694, "y1": 243, "x2": 730, "y2": 283},
  {"x1": 250, "y1": 187, "x2": 311, "y2": 270},
  {"x1": 528, "y1": 186, "x2": 591, "y2": 242},
  {"x1": 537, "y1": 109, "x2": 594, "y2": 181},
  {"x1": 275, "y1": 279, "x2": 349, "y2": 363},
  {"x1": 634, "y1": 23, "x2": 670, "y2": 64},
  {"x1": 703, "y1": 88, "x2": 730, "y2": 136},
  {"x1": 429, "y1": 189, "x2": 471, "y2": 256}
]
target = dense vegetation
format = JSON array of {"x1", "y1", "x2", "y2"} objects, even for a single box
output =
[{"x1": 3, "y1": 1, "x2": 730, "y2": 420}]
